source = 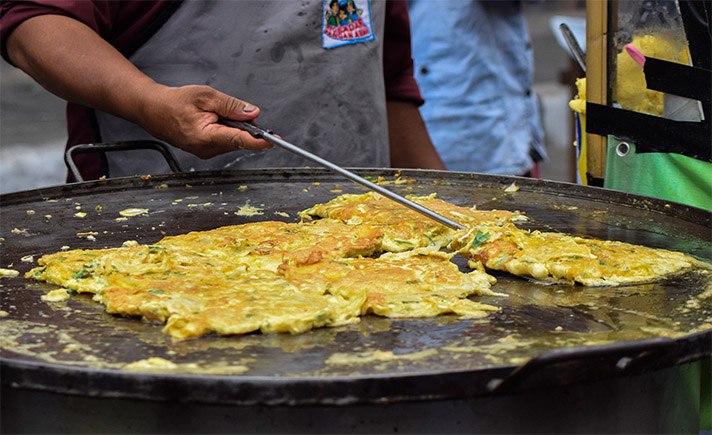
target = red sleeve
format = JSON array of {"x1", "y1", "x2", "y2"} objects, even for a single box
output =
[{"x1": 383, "y1": 0, "x2": 424, "y2": 105}]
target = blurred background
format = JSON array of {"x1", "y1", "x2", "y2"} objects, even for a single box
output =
[{"x1": 0, "y1": 0, "x2": 586, "y2": 195}]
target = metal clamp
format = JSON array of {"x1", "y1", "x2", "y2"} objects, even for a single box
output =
[{"x1": 64, "y1": 141, "x2": 183, "y2": 182}]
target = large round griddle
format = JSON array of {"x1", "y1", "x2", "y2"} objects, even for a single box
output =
[{"x1": 1, "y1": 169, "x2": 710, "y2": 407}]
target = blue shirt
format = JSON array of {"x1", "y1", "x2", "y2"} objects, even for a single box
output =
[{"x1": 408, "y1": 0, "x2": 547, "y2": 175}]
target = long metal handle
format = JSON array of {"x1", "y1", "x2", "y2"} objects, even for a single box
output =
[
  {"x1": 559, "y1": 23, "x2": 586, "y2": 73},
  {"x1": 222, "y1": 119, "x2": 465, "y2": 230}
]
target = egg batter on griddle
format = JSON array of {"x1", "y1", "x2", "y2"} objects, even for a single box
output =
[{"x1": 28, "y1": 193, "x2": 706, "y2": 340}]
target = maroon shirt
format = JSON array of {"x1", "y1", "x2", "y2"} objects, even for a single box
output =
[{"x1": 1, "y1": 0, "x2": 422, "y2": 180}]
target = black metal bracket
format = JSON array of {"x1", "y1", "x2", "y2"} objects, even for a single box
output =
[{"x1": 587, "y1": 102, "x2": 711, "y2": 162}]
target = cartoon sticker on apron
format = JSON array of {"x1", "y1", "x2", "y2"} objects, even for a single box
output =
[{"x1": 323, "y1": 0, "x2": 375, "y2": 49}]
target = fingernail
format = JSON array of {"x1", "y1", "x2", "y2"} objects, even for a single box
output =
[{"x1": 243, "y1": 103, "x2": 256, "y2": 113}]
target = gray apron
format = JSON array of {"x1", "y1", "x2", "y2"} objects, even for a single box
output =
[{"x1": 95, "y1": 0, "x2": 388, "y2": 177}]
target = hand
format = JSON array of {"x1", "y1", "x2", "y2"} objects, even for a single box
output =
[
  {"x1": 6, "y1": 14, "x2": 271, "y2": 160},
  {"x1": 139, "y1": 84, "x2": 273, "y2": 159}
]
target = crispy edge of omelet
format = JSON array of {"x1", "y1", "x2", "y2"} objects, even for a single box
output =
[{"x1": 451, "y1": 224, "x2": 706, "y2": 286}]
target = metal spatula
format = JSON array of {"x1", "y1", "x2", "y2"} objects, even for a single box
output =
[{"x1": 221, "y1": 118, "x2": 465, "y2": 230}]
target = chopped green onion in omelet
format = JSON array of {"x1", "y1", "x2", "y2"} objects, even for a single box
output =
[{"x1": 28, "y1": 192, "x2": 706, "y2": 340}]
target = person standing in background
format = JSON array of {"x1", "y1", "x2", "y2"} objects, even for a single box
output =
[{"x1": 408, "y1": 0, "x2": 547, "y2": 176}]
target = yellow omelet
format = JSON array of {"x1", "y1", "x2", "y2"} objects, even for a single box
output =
[
  {"x1": 278, "y1": 247, "x2": 497, "y2": 318},
  {"x1": 300, "y1": 192, "x2": 522, "y2": 252},
  {"x1": 27, "y1": 192, "x2": 705, "y2": 340},
  {"x1": 29, "y1": 213, "x2": 496, "y2": 340},
  {"x1": 451, "y1": 223, "x2": 704, "y2": 286}
]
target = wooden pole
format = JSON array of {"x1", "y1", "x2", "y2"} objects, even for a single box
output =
[{"x1": 585, "y1": 0, "x2": 609, "y2": 184}]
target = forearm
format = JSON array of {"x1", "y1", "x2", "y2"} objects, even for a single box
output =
[
  {"x1": 387, "y1": 100, "x2": 446, "y2": 170},
  {"x1": 6, "y1": 14, "x2": 158, "y2": 125},
  {"x1": 6, "y1": 14, "x2": 269, "y2": 156}
]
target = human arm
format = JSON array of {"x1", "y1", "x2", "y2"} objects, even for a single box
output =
[
  {"x1": 5, "y1": 14, "x2": 271, "y2": 158},
  {"x1": 387, "y1": 101, "x2": 445, "y2": 169},
  {"x1": 383, "y1": 1, "x2": 445, "y2": 170}
]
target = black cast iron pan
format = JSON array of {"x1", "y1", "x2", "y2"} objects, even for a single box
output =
[{"x1": 1, "y1": 168, "x2": 710, "y2": 406}]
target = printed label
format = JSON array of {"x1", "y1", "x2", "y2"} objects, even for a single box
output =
[{"x1": 322, "y1": 0, "x2": 375, "y2": 49}]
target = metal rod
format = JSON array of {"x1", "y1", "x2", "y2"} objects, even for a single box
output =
[
  {"x1": 221, "y1": 119, "x2": 465, "y2": 230},
  {"x1": 264, "y1": 132, "x2": 465, "y2": 229}
]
